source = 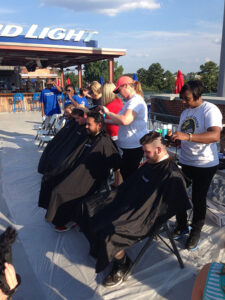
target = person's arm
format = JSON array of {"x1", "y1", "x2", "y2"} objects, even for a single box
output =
[
  {"x1": 0, "y1": 263, "x2": 19, "y2": 300},
  {"x1": 68, "y1": 95, "x2": 79, "y2": 107},
  {"x1": 102, "y1": 106, "x2": 137, "y2": 126},
  {"x1": 191, "y1": 263, "x2": 211, "y2": 300},
  {"x1": 171, "y1": 126, "x2": 221, "y2": 144},
  {"x1": 52, "y1": 81, "x2": 62, "y2": 93}
]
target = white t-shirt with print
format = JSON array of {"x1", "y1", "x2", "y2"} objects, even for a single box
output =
[
  {"x1": 117, "y1": 94, "x2": 148, "y2": 149},
  {"x1": 178, "y1": 101, "x2": 222, "y2": 167}
]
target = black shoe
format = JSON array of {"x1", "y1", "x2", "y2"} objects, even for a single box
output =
[
  {"x1": 103, "y1": 255, "x2": 132, "y2": 288},
  {"x1": 172, "y1": 225, "x2": 189, "y2": 240},
  {"x1": 185, "y1": 231, "x2": 201, "y2": 251}
]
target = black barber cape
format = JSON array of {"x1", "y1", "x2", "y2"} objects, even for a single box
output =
[
  {"x1": 81, "y1": 157, "x2": 191, "y2": 273},
  {"x1": 38, "y1": 130, "x2": 121, "y2": 226},
  {"x1": 38, "y1": 120, "x2": 87, "y2": 174}
]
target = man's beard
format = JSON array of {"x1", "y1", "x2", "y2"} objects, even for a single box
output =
[
  {"x1": 86, "y1": 129, "x2": 98, "y2": 136},
  {"x1": 147, "y1": 152, "x2": 159, "y2": 164}
]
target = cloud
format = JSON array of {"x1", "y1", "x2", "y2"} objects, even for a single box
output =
[
  {"x1": 39, "y1": 0, "x2": 160, "y2": 16},
  {"x1": 205, "y1": 57, "x2": 211, "y2": 62},
  {"x1": 0, "y1": 9, "x2": 15, "y2": 14}
]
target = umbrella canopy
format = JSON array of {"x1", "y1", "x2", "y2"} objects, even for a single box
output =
[
  {"x1": 66, "y1": 78, "x2": 71, "y2": 85},
  {"x1": 132, "y1": 73, "x2": 138, "y2": 81},
  {"x1": 174, "y1": 70, "x2": 184, "y2": 94}
]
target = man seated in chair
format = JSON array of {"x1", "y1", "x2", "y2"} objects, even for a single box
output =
[
  {"x1": 39, "y1": 112, "x2": 121, "y2": 232},
  {"x1": 79, "y1": 131, "x2": 191, "y2": 287}
]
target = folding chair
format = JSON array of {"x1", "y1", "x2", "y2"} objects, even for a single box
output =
[
  {"x1": 123, "y1": 222, "x2": 184, "y2": 281},
  {"x1": 38, "y1": 118, "x2": 66, "y2": 148},
  {"x1": 35, "y1": 114, "x2": 58, "y2": 141}
]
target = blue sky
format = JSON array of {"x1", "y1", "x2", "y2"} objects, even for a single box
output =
[{"x1": 0, "y1": 0, "x2": 224, "y2": 74}]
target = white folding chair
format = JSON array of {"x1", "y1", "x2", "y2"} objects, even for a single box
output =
[
  {"x1": 35, "y1": 114, "x2": 58, "y2": 141},
  {"x1": 38, "y1": 118, "x2": 66, "y2": 148}
]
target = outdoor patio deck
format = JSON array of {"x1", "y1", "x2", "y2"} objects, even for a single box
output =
[{"x1": 0, "y1": 112, "x2": 224, "y2": 300}]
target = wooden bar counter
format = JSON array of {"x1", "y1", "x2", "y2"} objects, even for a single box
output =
[{"x1": 0, "y1": 93, "x2": 41, "y2": 112}]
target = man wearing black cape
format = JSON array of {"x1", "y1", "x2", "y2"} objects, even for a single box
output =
[
  {"x1": 79, "y1": 131, "x2": 191, "y2": 287},
  {"x1": 38, "y1": 108, "x2": 88, "y2": 174},
  {"x1": 39, "y1": 112, "x2": 121, "y2": 231}
]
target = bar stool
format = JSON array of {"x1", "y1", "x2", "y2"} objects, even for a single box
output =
[
  {"x1": 13, "y1": 93, "x2": 25, "y2": 112},
  {"x1": 32, "y1": 93, "x2": 41, "y2": 111}
]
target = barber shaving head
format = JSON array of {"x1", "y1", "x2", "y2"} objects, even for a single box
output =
[
  {"x1": 86, "y1": 112, "x2": 104, "y2": 136},
  {"x1": 71, "y1": 108, "x2": 88, "y2": 125},
  {"x1": 140, "y1": 131, "x2": 169, "y2": 164}
]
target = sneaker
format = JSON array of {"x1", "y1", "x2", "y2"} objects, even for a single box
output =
[
  {"x1": 172, "y1": 225, "x2": 189, "y2": 240},
  {"x1": 55, "y1": 222, "x2": 77, "y2": 232},
  {"x1": 103, "y1": 255, "x2": 132, "y2": 288},
  {"x1": 185, "y1": 231, "x2": 201, "y2": 251}
]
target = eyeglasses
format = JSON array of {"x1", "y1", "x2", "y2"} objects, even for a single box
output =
[{"x1": 66, "y1": 89, "x2": 72, "y2": 92}]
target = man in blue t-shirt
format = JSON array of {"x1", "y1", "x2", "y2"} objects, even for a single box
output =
[{"x1": 40, "y1": 79, "x2": 62, "y2": 118}]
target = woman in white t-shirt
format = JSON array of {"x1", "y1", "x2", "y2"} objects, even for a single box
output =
[
  {"x1": 102, "y1": 76, "x2": 148, "y2": 180},
  {"x1": 171, "y1": 80, "x2": 222, "y2": 251}
]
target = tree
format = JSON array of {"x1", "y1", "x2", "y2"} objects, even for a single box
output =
[
  {"x1": 198, "y1": 61, "x2": 219, "y2": 93},
  {"x1": 137, "y1": 68, "x2": 148, "y2": 86},
  {"x1": 84, "y1": 60, "x2": 123, "y2": 83},
  {"x1": 147, "y1": 63, "x2": 165, "y2": 91},
  {"x1": 163, "y1": 70, "x2": 176, "y2": 92}
]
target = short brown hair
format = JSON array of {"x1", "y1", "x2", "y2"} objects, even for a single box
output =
[{"x1": 140, "y1": 131, "x2": 161, "y2": 145}]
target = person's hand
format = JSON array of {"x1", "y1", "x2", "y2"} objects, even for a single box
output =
[
  {"x1": 4, "y1": 263, "x2": 18, "y2": 290},
  {"x1": 101, "y1": 106, "x2": 109, "y2": 115},
  {"x1": 171, "y1": 131, "x2": 189, "y2": 141}
]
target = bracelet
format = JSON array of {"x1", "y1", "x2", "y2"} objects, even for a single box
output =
[{"x1": 188, "y1": 133, "x2": 192, "y2": 142}]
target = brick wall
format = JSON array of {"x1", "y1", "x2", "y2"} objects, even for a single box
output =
[{"x1": 151, "y1": 96, "x2": 225, "y2": 124}]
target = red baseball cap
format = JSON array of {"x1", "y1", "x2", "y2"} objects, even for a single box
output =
[{"x1": 113, "y1": 76, "x2": 134, "y2": 93}]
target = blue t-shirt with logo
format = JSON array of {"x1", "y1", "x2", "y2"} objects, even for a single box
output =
[
  {"x1": 64, "y1": 95, "x2": 77, "y2": 108},
  {"x1": 40, "y1": 87, "x2": 61, "y2": 116},
  {"x1": 74, "y1": 95, "x2": 89, "y2": 107}
]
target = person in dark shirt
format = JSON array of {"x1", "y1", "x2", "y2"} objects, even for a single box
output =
[{"x1": 79, "y1": 132, "x2": 190, "y2": 287}]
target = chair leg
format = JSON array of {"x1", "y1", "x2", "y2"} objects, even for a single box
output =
[
  {"x1": 123, "y1": 234, "x2": 155, "y2": 281},
  {"x1": 163, "y1": 223, "x2": 184, "y2": 269}
]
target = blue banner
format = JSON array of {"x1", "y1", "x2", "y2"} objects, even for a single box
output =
[{"x1": 0, "y1": 35, "x2": 98, "y2": 48}]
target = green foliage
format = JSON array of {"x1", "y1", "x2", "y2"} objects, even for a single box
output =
[
  {"x1": 198, "y1": 61, "x2": 219, "y2": 93},
  {"x1": 83, "y1": 60, "x2": 123, "y2": 83},
  {"x1": 163, "y1": 70, "x2": 176, "y2": 92},
  {"x1": 137, "y1": 68, "x2": 148, "y2": 86},
  {"x1": 148, "y1": 63, "x2": 165, "y2": 90}
]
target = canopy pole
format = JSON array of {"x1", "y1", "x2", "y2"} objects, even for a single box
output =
[
  {"x1": 78, "y1": 64, "x2": 82, "y2": 89},
  {"x1": 60, "y1": 68, "x2": 65, "y2": 89},
  {"x1": 108, "y1": 58, "x2": 114, "y2": 83},
  {"x1": 217, "y1": 0, "x2": 225, "y2": 96}
]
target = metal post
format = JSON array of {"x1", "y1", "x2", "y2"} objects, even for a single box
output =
[
  {"x1": 60, "y1": 68, "x2": 65, "y2": 89},
  {"x1": 78, "y1": 64, "x2": 82, "y2": 89},
  {"x1": 108, "y1": 58, "x2": 114, "y2": 83},
  {"x1": 217, "y1": 0, "x2": 225, "y2": 96}
]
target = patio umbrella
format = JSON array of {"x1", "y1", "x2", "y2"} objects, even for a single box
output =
[
  {"x1": 174, "y1": 70, "x2": 183, "y2": 94},
  {"x1": 132, "y1": 73, "x2": 138, "y2": 81},
  {"x1": 66, "y1": 78, "x2": 71, "y2": 85}
]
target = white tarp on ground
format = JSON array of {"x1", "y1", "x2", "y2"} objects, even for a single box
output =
[{"x1": 0, "y1": 112, "x2": 224, "y2": 300}]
